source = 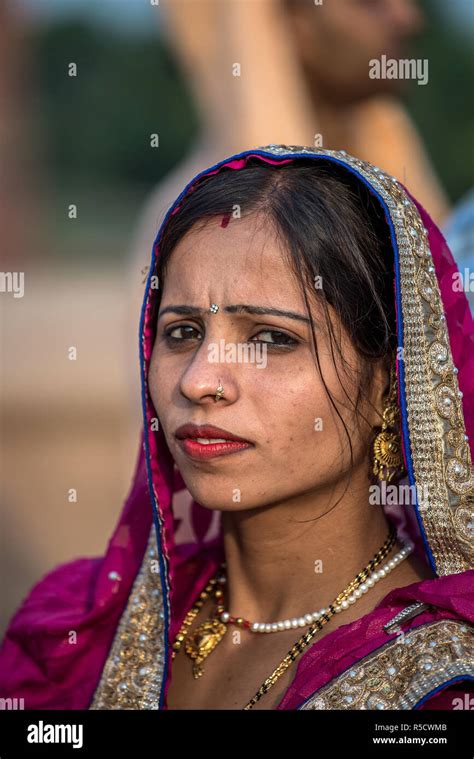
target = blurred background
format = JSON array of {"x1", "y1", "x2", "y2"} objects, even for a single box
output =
[{"x1": 1, "y1": 0, "x2": 473, "y2": 634}]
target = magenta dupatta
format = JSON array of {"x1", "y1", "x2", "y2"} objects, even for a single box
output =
[{"x1": 0, "y1": 146, "x2": 473, "y2": 710}]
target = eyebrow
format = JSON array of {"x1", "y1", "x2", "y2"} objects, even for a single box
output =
[{"x1": 157, "y1": 304, "x2": 311, "y2": 324}]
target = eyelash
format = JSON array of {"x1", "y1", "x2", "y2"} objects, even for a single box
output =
[{"x1": 162, "y1": 324, "x2": 298, "y2": 349}]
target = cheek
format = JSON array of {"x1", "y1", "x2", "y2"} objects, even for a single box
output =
[
  {"x1": 253, "y1": 352, "x2": 361, "y2": 472},
  {"x1": 252, "y1": 361, "x2": 333, "y2": 452},
  {"x1": 148, "y1": 353, "x2": 171, "y2": 417}
]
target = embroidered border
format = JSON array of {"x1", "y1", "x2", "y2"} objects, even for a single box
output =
[
  {"x1": 298, "y1": 618, "x2": 474, "y2": 710},
  {"x1": 89, "y1": 526, "x2": 166, "y2": 709}
]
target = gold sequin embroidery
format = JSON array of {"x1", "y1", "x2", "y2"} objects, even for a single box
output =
[
  {"x1": 299, "y1": 618, "x2": 474, "y2": 710},
  {"x1": 89, "y1": 526, "x2": 166, "y2": 709}
]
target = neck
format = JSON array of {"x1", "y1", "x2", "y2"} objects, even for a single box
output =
[{"x1": 221, "y1": 464, "x2": 399, "y2": 624}]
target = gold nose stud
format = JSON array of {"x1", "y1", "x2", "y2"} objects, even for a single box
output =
[{"x1": 214, "y1": 380, "x2": 225, "y2": 402}]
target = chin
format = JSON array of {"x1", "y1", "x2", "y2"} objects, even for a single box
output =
[
  {"x1": 185, "y1": 485, "x2": 255, "y2": 513},
  {"x1": 180, "y1": 468, "x2": 268, "y2": 512}
]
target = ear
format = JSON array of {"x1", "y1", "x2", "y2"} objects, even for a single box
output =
[{"x1": 369, "y1": 356, "x2": 391, "y2": 427}]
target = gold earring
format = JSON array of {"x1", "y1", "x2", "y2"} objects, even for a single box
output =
[
  {"x1": 214, "y1": 380, "x2": 225, "y2": 402},
  {"x1": 372, "y1": 362, "x2": 405, "y2": 483}
]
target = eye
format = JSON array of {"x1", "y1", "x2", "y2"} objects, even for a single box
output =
[
  {"x1": 250, "y1": 330, "x2": 298, "y2": 347},
  {"x1": 164, "y1": 324, "x2": 202, "y2": 344}
]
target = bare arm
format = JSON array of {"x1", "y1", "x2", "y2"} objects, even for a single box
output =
[{"x1": 161, "y1": 0, "x2": 317, "y2": 153}]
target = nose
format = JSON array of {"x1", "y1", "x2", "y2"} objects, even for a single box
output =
[{"x1": 178, "y1": 339, "x2": 237, "y2": 406}]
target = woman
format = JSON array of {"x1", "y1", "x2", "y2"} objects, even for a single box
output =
[{"x1": 0, "y1": 145, "x2": 472, "y2": 710}]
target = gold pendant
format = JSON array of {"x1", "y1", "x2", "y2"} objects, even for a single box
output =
[{"x1": 184, "y1": 618, "x2": 227, "y2": 679}]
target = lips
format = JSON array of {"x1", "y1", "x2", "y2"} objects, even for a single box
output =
[{"x1": 175, "y1": 424, "x2": 253, "y2": 460}]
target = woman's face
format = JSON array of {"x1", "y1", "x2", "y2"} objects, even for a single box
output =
[{"x1": 149, "y1": 212, "x2": 385, "y2": 512}]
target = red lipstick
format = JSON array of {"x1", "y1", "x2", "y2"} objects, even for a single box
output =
[{"x1": 175, "y1": 424, "x2": 253, "y2": 460}]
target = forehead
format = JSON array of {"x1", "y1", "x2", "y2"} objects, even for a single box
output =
[{"x1": 160, "y1": 213, "x2": 302, "y2": 305}]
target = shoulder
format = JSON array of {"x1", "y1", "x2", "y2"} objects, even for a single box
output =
[{"x1": 299, "y1": 617, "x2": 474, "y2": 710}]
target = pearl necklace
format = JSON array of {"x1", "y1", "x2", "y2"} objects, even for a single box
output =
[
  {"x1": 244, "y1": 537, "x2": 414, "y2": 709},
  {"x1": 219, "y1": 540, "x2": 414, "y2": 634},
  {"x1": 171, "y1": 525, "x2": 413, "y2": 696}
]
